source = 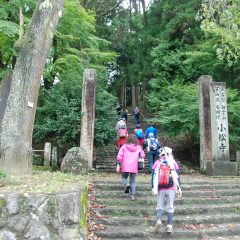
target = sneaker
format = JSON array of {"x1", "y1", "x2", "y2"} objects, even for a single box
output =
[
  {"x1": 124, "y1": 186, "x2": 130, "y2": 194},
  {"x1": 166, "y1": 225, "x2": 173, "y2": 233},
  {"x1": 130, "y1": 195, "x2": 136, "y2": 201},
  {"x1": 155, "y1": 219, "x2": 162, "y2": 232}
]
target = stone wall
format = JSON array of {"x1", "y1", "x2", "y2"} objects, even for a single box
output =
[{"x1": 0, "y1": 183, "x2": 88, "y2": 240}]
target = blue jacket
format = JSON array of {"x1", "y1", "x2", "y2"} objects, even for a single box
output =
[{"x1": 145, "y1": 126, "x2": 157, "y2": 139}]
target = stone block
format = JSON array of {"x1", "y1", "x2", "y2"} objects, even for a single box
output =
[
  {"x1": 60, "y1": 147, "x2": 88, "y2": 175},
  {"x1": 206, "y1": 161, "x2": 238, "y2": 176},
  {"x1": 0, "y1": 182, "x2": 88, "y2": 239}
]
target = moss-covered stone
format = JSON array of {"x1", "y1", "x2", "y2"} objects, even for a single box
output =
[
  {"x1": 80, "y1": 185, "x2": 88, "y2": 239},
  {"x1": 0, "y1": 198, "x2": 6, "y2": 209},
  {"x1": 19, "y1": 195, "x2": 29, "y2": 213},
  {"x1": 0, "y1": 198, "x2": 6, "y2": 215},
  {"x1": 47, "y1": 196, "x2": 57, "y2": 217}
]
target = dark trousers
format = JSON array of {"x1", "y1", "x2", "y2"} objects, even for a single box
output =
[{"x1": 148, "y1": 150, "x2": 157, "y2": 188}]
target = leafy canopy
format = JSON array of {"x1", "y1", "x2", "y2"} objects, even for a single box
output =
[{"x1": 197, "y1": 0, "x2": 240, "y2": 66}]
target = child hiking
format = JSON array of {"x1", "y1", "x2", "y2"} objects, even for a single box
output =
[
  {"x1": 152, "y1": 147, "x2": 182, "y2": 233},
  {"x1": 116, "y1": 134, "x2": 145, "y2": 201},
  {"x1": 133, "y1": 106, "x2": 140, "y2": 125},
  {"x1": 143, "y1": 132, "x2": 161, "y2": 187},
  {"x1": 117, "y1": 126, "x2": 128, "y2": 149},
  {"x1": 134, "y1": 124, "x2": 145, "y2": 146}
]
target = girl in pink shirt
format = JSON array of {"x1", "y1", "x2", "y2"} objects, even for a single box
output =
[
  {"x1": 152, "y1": 147, "x2": 182, "y2": 233},
  {"x1": 116, "y1": 134, "x2": 145, "y2": 201}
]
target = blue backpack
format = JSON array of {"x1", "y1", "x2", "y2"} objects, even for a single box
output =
[{"x1": 135, "y1": 129, "x2": 143, "y2": 139}]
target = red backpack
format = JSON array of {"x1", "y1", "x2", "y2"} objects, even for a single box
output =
[
  {"x1": 118, "y1": 129, "x2": 127, "y2": 138},
  {"x1": 158, "y1": 162, "x2": 173, "y2": 188}
]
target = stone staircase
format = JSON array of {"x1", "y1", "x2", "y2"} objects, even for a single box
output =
[
  {"x1": 94, "y1": 113, "x2": 150, "y2": 173},
  {"x1": 88, "y1": 173, "x2": 240, "y2": 240}
]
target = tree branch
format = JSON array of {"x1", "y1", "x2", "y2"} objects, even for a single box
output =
[{"x1": 96, "y1": 0, "x2": 125, "y2": 21}]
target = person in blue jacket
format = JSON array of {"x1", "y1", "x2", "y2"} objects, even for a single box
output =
[{"x1": 145, "y1": 124, "x2": 157, "y2": 139}]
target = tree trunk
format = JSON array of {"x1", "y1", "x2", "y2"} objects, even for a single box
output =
[
  {"x1": 0, "y1": 0, "x2": 64, "y2": 175},
  {"x1": 131, "y1": 84, "x2": 136, "y2": 107}
]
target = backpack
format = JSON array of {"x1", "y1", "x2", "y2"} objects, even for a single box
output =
[
  {"x1": 158, "y1": 161, "x2": 174, "y2": 188},
  {"x1": 118, "y1": 120, "x2": 126, "y2": 128},
  {"x1": 149, "y1": 139, "x2": 158, "y2": 151},
  {"x1": 135, "y1": 129, "x2": 143, "y2": 139},
  {"x1": 118, "y1": 129, "x2": 127, "y2": 138}
]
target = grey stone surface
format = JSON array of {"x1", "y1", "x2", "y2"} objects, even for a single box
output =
[
  {"x1": 209, "y1": 82, "x2": 230, "y2": 161},
  {"x1": 199, "y1": 75, "x2": 212, "y2": 172},
  {"x1": 0, "y1": 230, "x2": 16, "y2": 240},
  {"x1": 60, "y1": 147, "x2": 88, "y2": 175},
  {"x1": 80, "y1": 69, "x2": 96, "y2": 170},
  {"x1": 206, "y1": 161, "x2": 238, "y2": 176},
  {"x1": 5, "y1": 193, "x2": 21, "y2": 215},
  {"x1": 0, "y1": 182, "x2": 88, "y2": 240},
  {"x1": 59, "y1": 227, "x2": 83, "y2": 240},
  {"x1": 24, "y1": 219, "x2": 51, "y2": 240},
  {"x1": 51, "y1": 146, "x2": 58, "y2": 169},
  {"x1": 44, "y1": 142, "x2": 51, "y2": 166},
  {"x1": 237, "y1": 151, "x2": 240, "y2": 171},
  {"x1": 8, "y1": 213, "x2": 31, "y2": 233}
]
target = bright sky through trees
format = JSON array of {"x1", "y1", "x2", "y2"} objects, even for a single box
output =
[{"x1": 122, "y1": 0, "x2": 152, "y2": 10}]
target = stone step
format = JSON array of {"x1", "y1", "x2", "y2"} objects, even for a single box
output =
[
  {"x1": 94, "y1": 163, "x2": 150, "y2": 170},
  {"x1": 92, "y1": 176, "x2": 240, "y2": 185},
  {"x1": 94, "y1": 114, "x2": 150, "y2": 171},
  {"x1": 95, "y1": 194, "x2": 240, "y2": 206},
  {"x1": 93, "y1": 188, "x2": 240, "y2": 199},
  {"x1": 93, "y1": 182, "x2": 240, "y2": 191},
  {"x1": 89, "y1": 168, "x2": 240, "y2": 239},
  {"x1": 94, "y1": 167, "x2": 150, "y2": 173},
  {"x1": 94, "y1": 212, "x2": 240, "y2": 227},
  {"x1": 96, "y1": 223, "x2": 240, "y2": 240},
  {"x1": 95, "y1": 159, "x2": 149, "y2": 164},
  {"x1": 95, "y1": 202, "x2": 240, "y2": 217}
]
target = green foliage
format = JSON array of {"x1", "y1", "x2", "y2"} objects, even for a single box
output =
[
  {"x1": 227, "y1": 89, "x2": 240, "y2": 152},
  {"x1": 148, "y1": 81, "x2": 199, "y2": 141},
  {"x1": 148, "y1": 81, "x2": 240, "y2": 154},
  {"x1": 0, "y1": 20, "x2": 19, "y2": 37},
  {"x1": 33, "y1": 77, "x2": 116, "y2": 150},
  {"x1": 95, "y1": 87, "x2": 116, "y2": 147},
  {"x1": 0, "y1": 169, "x2": 8, "y2": 178},
  {"x1": 79, "y1": 185, "x2": 88, "y2": 238},
  {"x1": 33, "y1": 0, "x2": 117, "y2": 151},
  {"x1": 197, "y1": 0, "x2": 240, "y2": 66},
  {"x1": 32, "y1": 154, "x2": 44, "y2": 166},
  {"x1": 0, "y1": 0, "x2": 36, "y2": 78},
  {"x1": 33, "y1": 80, "x2": 82, "y2": 150}
]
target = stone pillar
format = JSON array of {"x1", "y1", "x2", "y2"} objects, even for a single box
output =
[
  {"x1": 51, "y1": 146, "x2": 58, "y2": 170},
  {"x1": 80, "y1": 69, "x2": 96, "y2": 170},
  {"x1": 199, "y1": 75, "x2": 212, "y2": 172},
  {"x1": 237, "y1": 151, "x2": 240, "y2": 171},
  {"x1": 207, "y1": 82, "x2": 237, "y2": 175},
  {"x1": 210, "y1": 82, "x2": 229, "y2": 161},
  {"x1": 43, "y1": 142, "x2": 51, "y2": 166}
]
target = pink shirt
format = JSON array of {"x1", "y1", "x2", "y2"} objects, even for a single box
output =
[{"x1": 117, "y1": 143, "x2": 145, "y2": 174}]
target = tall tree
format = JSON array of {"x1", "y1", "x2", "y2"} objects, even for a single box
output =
[
  {"x1": 0, "y1": 0, "x2": 64, "y2": 175},
  {"x1": 33, "y1": 0, "x2": 117, "y2": 152},
  {"x1": 197, "y1": 0, "x2": 240, "y2": 66}
]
